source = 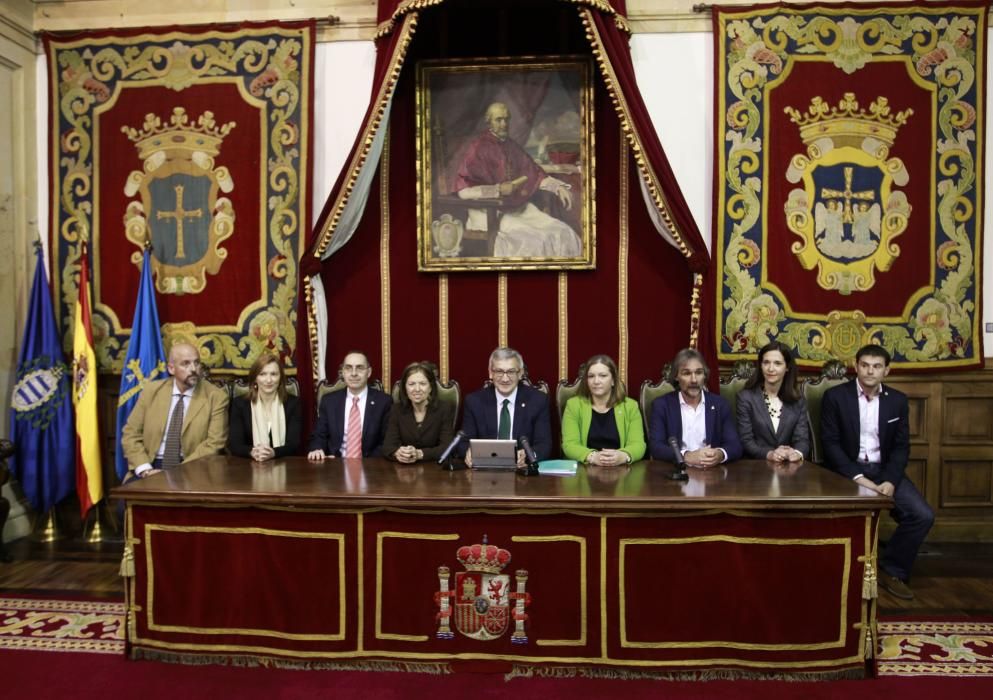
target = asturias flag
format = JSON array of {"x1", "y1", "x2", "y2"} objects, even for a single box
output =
[
  {"x1": 9, "y1": 245, "x2": 75, "y2": 515},
  {"x1": 115, "y1": 247, "x2": 166, "y2": 480},
  {"x1": 72, "y1": 244, "x2": 103, "y2": 518}
]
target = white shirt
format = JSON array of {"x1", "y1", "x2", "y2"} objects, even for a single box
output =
[
  {"x1": 679, "y1": 390, "x2": 728, "y2": 463},
  {"x1": 679, "y1": 391, "x2": 708, "y2": 451},
  {"x1": 494, "y1": 387, "x2": 518, "y2": 435},
  {"x1": 340, "y1": 388, "x2": 368, "y2": 455},
  {"x1": 857, "y1": 379, "x2": 882, "y2": 464}
]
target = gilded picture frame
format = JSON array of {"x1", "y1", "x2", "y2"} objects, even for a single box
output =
[{"x1": 416, "y1": 56, "x2": 595, "y2": 272}]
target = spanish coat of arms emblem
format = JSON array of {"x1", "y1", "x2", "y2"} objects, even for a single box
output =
[{"x1": 435, "y1": 536, "x2": 530, "y2": 643}]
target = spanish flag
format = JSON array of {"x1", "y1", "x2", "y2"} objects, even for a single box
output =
[{"x1": 72, "y1": 243, "x2": 102, "y2": 518}]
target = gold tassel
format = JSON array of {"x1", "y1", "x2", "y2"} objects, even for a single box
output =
[
  {"x1": 860, "y1": 555, "x2": 877, "y2": 600},
  {"x1": 119, "y1": 544, "x2": 135, "y2": 578}
]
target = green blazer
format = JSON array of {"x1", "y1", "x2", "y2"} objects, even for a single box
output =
[{"x1": 561, "y1": 396, "x2": 646, "y2": 463}]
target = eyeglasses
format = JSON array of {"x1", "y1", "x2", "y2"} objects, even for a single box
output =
[{"x1": 491, "y1": 368, "x2": 521, "y2": 378}]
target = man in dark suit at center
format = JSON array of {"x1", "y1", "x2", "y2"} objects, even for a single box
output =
[
  {"x1": 307, "y1": 351, "x2": 392, "y2": 459},
  {"x1": 821, "y1": 344, "x2": 933, "y2": 601},
  {"x1": 461, "y1": 347, "x2": 552, "y2": 467}
]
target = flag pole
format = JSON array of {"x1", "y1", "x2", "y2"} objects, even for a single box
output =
[
  {"x1": 84, "y1": 503, "x2": 105, "y2": 543},
  {"x1": 34, "y1": 508, "x2": 63, "y2": 542}
]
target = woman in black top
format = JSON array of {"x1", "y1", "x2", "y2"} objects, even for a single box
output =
[
  {"x1": 383, "y1": 362, "x2": 455, "y2": 463},
  {"x1": 228, "y1": 352, "x2": 301, "y2": 461}
]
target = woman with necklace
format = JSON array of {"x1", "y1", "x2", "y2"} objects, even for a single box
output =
[
  {"x1": 383, "y1": 362, "x2": 455, "y2": 463},
  {"x1": 228, "y1": 352, "x2": 301, "y2": 461},
  {"x1": 736, "y1": 341, "x2": 810, "y2": 462},
  {"x1": 561, "y1": 354, "x2": 645, "y2": 467}
]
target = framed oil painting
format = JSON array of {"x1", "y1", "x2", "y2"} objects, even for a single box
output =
[{"x1": 416, "y1": 56, "x2": 595, "y2": 272}]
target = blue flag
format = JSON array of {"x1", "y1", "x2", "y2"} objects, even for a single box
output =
[
  {"x1": 9, "y1": 246, "x2": 75, "y2": 514},
  {"x1": 114, "y1": 248, "x2": 166, "y2": 480}
]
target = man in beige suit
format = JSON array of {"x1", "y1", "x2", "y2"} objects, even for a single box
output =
[{"x1": 121, "y1": 342, "x2": 229, "y2": 479}]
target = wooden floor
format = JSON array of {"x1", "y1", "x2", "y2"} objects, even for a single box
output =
[{"x1": 1, "y1": 528, "x2": 992, "y2": 617}]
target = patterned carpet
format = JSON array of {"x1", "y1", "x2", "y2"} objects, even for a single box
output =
[
  {"x1": 2, "y1": 596, "x2": 991, "y2": 681},
  {"x1": 877, "y1": 621, "x2": 993, "y2": 677},
  {"x1": 0, "y1": 596, "x2": 125, "y2": 654}
]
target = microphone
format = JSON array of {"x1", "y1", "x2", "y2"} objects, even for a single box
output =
[
  {"x1": 667, "y1": 436, "x2": 689, "y2": 481},
  {"x1": 518, "y1": 436, "x2": 539, "y2": 467},
  {"x1": 437, "y1": 430, "x2": 467, "y2": 465}
]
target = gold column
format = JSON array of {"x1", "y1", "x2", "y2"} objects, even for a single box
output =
[
  {"x1": 438, "y1": 274, "x2": 449, "y2": 382},
  {"x1": 618, "y1": 131, "x2": 630, "y2": 387},
  {"x1": 558, "y1": 272, "x2": 569, "y2": 382},
  {"x1": 380, "y1": 126, "x2": 391, "y2": 383},
  {"x1": 498, "y1": 273, "x2": 508, "y2": 347}
]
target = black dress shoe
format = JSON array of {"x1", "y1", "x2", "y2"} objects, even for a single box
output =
[{"x1": 879, "y1": 570, "x2": 914, "y2": 600}]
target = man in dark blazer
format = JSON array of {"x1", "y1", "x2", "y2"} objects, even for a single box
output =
[
  {"x1": 648, "y1": 348, "x2": 742, "y2": 466},
  {"x1": 461, "y1": 347, "x2": 552, "y2": 467},
  {"x1": 307, "y1": 351, "x2": 392, "y2": 459},
  {"x1": 821, "y1": 344, "x2": 933, "y2": 600}
]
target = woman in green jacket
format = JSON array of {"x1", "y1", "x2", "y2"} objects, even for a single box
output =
[{"x1": 561, "y1": 354, "x2": 646, "y2": 466}]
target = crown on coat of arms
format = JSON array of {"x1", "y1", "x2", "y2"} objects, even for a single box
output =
[
  {"x1": 121, "y1": 107, "x2": 236, "y2": 162},
  {"x1": 784, "y1": 93, "x2": 912, "y2": 149},
  {"x1": 456, "y1": 535, "x2": 511, "y2": 574}
]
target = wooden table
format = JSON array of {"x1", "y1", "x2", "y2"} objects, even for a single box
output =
[{"x1": 114, "y1": 456, "x2": 889, "y2": 677}]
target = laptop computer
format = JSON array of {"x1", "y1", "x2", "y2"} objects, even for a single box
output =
[{"x1": 470, "y1": 439, "x2": 518, "y2": 469}]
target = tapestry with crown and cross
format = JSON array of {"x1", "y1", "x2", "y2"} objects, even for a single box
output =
[
  {"x1": 713, "y1": 1, "x2": 987, "y2": 370},
  {"x1": 44, "y1": 22, "x2": 315, "y2": 374}
]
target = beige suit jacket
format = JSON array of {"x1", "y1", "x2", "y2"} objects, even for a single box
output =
[{"x1": 121, "y1": 377, "x2": 229, "y2": 473}]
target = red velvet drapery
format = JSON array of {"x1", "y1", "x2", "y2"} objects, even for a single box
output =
[{"x1": 297, "y1": 0, "x2": 713, "y2": 436}]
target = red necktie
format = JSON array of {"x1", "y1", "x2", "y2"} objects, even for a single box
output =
[{"x1": 345, "y1": 396, "x2": 362, "y2": 458}]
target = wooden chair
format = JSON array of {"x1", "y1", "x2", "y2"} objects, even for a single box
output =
[
  {"x1": 314, "y1": 375, "x2": 384, "y2": 416},
  {"x1": 391, "y1": 376, "x2": 461, "y2": 429},
  {"x1": 230, "y1": 377, "x2": 300, "y2": 400},
  {"x1": 556, "y1": 373, "x2": 583, "y2": 422},
  {"x1": 639, "y1": 364, "x2": 676, "y2": 436},
  {"x1": 482, "y1": 366, "x2": 549, "y2": 396},
  {"x1": 803, "y1": 360, "x2": 849, "y2": 463},
  {"x1": 719, "y1": 359, "x2": 756, "y2": 418}
]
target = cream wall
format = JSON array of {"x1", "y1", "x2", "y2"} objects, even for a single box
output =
[{"x1": 0, "y1": 0, "x2": 41, "y2": 540}]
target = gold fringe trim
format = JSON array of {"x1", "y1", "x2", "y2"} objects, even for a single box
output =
[
  {"x1": 579, "y1": 7, "x2": 695, "y2": 263},
  {"x1": 689, "y1": 273, "x2": 703, "y2": 349},
  {"x1": 132, "y1": 647, "x2": 451, "y2": 673},
  {"x1": 506, "y1": 664, "x2": 866, "y2": 681},
  {"x1": 562, "y1": 0, "x2": 631, "y2": 34},
  {"x1": 304, "y1": 274, "x2": 320, "y2": 379},
  {"x1": 376, "y1": 0, "x2": 630, "y2": 38},
  {"x1": 315, "y1": 13, "x2": 419, "y2": 257},
  {"x1": 376, "y1": 0, "x2": 445, "y2": 38}
]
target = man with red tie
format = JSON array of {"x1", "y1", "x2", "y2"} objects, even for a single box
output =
[{"x1": 307, "y1": 351, "x2": 392, "y2": 460}]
